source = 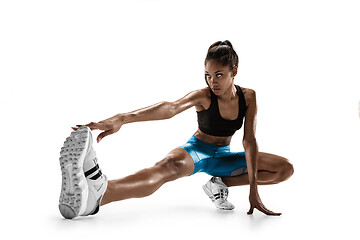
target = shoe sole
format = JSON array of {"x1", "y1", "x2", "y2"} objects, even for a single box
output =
[
  {"x1": 202, "y1": 184, "x2": 234, "y2": 210},
  {"x1": 58, "y1": 127, "x2": 90, "y2": 219}
]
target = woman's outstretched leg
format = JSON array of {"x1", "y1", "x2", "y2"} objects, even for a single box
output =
[
  {"x1": 221, "y1": 152, "x2": 294, "y2": 187},
  {"x1": 100, "y1": 148, "x2": 194, "y2": 205}
]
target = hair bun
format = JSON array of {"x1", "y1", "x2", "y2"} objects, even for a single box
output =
[
  {"x1": 221, "y1": 40, "x2": 233, "y2": 49},
  {"x1": 219, "y1": 41, "x2": 228, "y2": 46}
]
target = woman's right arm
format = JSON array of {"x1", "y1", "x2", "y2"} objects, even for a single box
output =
[{"x1": 73, "y1": 89, "x2": 206, "y2": 143}]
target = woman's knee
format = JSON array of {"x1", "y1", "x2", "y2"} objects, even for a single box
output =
[
  {"x1": 279, "y1": 159, "x2": 294, "y2": 181},
  {"x1": 155, "y1": 149, "x2": 194, "y2": 178}
]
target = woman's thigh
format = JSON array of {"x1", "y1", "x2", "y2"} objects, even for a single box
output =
[
  {"x1": 207, "y1": 151, "x2": 247, "y2": 177},
  {"x1": 208, "y1": 151, "x2": 291, "y2": 176},
  {"x1": 256, "y1": 152, "x2": 292, "y2": 172}
]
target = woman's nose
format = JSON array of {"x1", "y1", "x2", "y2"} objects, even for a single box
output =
[{"x1": 210, "y1": 79, "x2": 218, "y2": 85}]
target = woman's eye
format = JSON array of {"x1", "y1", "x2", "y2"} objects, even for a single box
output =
[
  {"x1": 216, "y1": 73, "x2": 222, "y2": 78},
  {"x1": 205, "y1": 74, "x2": 210, "y2": 79}
]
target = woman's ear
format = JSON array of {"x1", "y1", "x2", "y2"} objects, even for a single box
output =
[{"x1": 231, "y1": 66, "x2": 238, "y2": 78}]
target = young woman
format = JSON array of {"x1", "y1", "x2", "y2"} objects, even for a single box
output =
[{"x1": 58, "y1": 40, "x2": 294, "y2": 219}]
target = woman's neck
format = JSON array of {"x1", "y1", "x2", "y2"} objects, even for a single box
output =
[{"x1": 218, "y1": 82, "x2": 237, "y2": 101}]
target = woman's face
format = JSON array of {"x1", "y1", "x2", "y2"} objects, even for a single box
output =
[{"x1": 204, "y1": 59, "x2": 237, "y2": 96}]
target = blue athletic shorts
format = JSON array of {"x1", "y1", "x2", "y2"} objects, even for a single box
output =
[{"x1": 178, "y1": 136, "x2": 247, "y2": 177}]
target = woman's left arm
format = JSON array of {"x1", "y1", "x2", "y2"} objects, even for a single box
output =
[{"x1": 242, "y1": 89, "x2": 281, "y2": 216}]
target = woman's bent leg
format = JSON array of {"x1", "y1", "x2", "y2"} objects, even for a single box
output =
[
  {"x1": 100, "y1": 148, "x2": 194, "y2": 205},
  {"x1": 222, "y1": 152, "x2": 294, "y2": 187}
]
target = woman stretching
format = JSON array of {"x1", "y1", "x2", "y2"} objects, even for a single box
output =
[{"x1": 58, "y1": 40, "x2": 294, "y2": 219}]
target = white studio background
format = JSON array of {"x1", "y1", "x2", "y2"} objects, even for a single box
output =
[{"x1": 1, "y1": 0, "x2": 359, "y2": 239}]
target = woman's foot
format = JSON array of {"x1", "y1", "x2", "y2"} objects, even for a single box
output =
[
  {"x1": 58, "y1": 127, "x2": 107, "y2": 219},
  {"x1": 202, "y1": 177, "x2": 235, "y2": 210},
  {"x1": 81, "y1": 143, "x2": 108, "y2": 216}
]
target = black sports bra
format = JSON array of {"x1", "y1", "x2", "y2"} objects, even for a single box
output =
[{"x1": 197, "y1": 85, "x2": 247, "y2": 137}]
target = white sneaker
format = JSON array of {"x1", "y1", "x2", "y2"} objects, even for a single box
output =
[
  {"x1": 58, "y1": 127, "x2": 107, "y2": 219},
  {"x1": 80, "y1": 134, "x2": 108, "y2": 216},
  {"x1": 202, "y1": 177, "x2": 235, "y2": 210},
  {"x1": 58, "y1": 127, "x2": 91, "y2": 219}
]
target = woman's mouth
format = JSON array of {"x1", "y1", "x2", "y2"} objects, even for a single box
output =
[{"x1": 212, "y1": 88, "x2": 220, "y2": 92}]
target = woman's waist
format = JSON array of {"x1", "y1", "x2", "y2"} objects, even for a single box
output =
[{"x1": 193, "y1": 129, "x2": 232, "y2": 146}]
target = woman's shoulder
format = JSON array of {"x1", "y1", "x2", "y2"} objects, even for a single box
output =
[
  {"x1": 240, "y1": 86, "x2": 255, "y2": 95},
  {"x1": 191, "y1": 87, "x2": 211, "y2": 111},
  {"x1": 190, "y1": 87, "x2": 211, "y2": 99},
  {"x1": 239, "y1": 86, "x2": 256, "y2": 107}
]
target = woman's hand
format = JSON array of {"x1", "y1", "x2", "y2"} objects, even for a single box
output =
[
  {"x1": 72, "y1": 114, "x2": 124, "y2": 143},
  {"x1": 248, "y1": 190, "x2": 282, "y2": 216}
]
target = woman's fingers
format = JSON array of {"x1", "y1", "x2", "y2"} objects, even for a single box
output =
[
  {"x1": 85, "y1": 122, "x2": 103, "y2": 130},
  {"x1": 247, "y1": 205, "x2": 255, "y2": 215},
  {"x1": 248, "y1": 203, "x2": 282, "y2": 216},
  {"x1": 71, "y1": 124, "x2": 87, "y2": 130},
  {"x1": 71, "y1": 125, "x2": 82, "y2": 130},
  {"x1": 97, "y1": 129, "x2": 115, "y2": 143},
  {"x1": 70, "y1": 124, "x2": 114, "y2": 143},
  {"x1": 258, "y1": 205, "x2": 282, "y2": 216},
  {"x1": 72, "y1": 122, "x2": 107, "y2": 131}
]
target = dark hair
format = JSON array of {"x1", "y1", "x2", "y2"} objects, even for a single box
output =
[{"x1": 204, "y1": 40, "x2": 239, "y2": 71}]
